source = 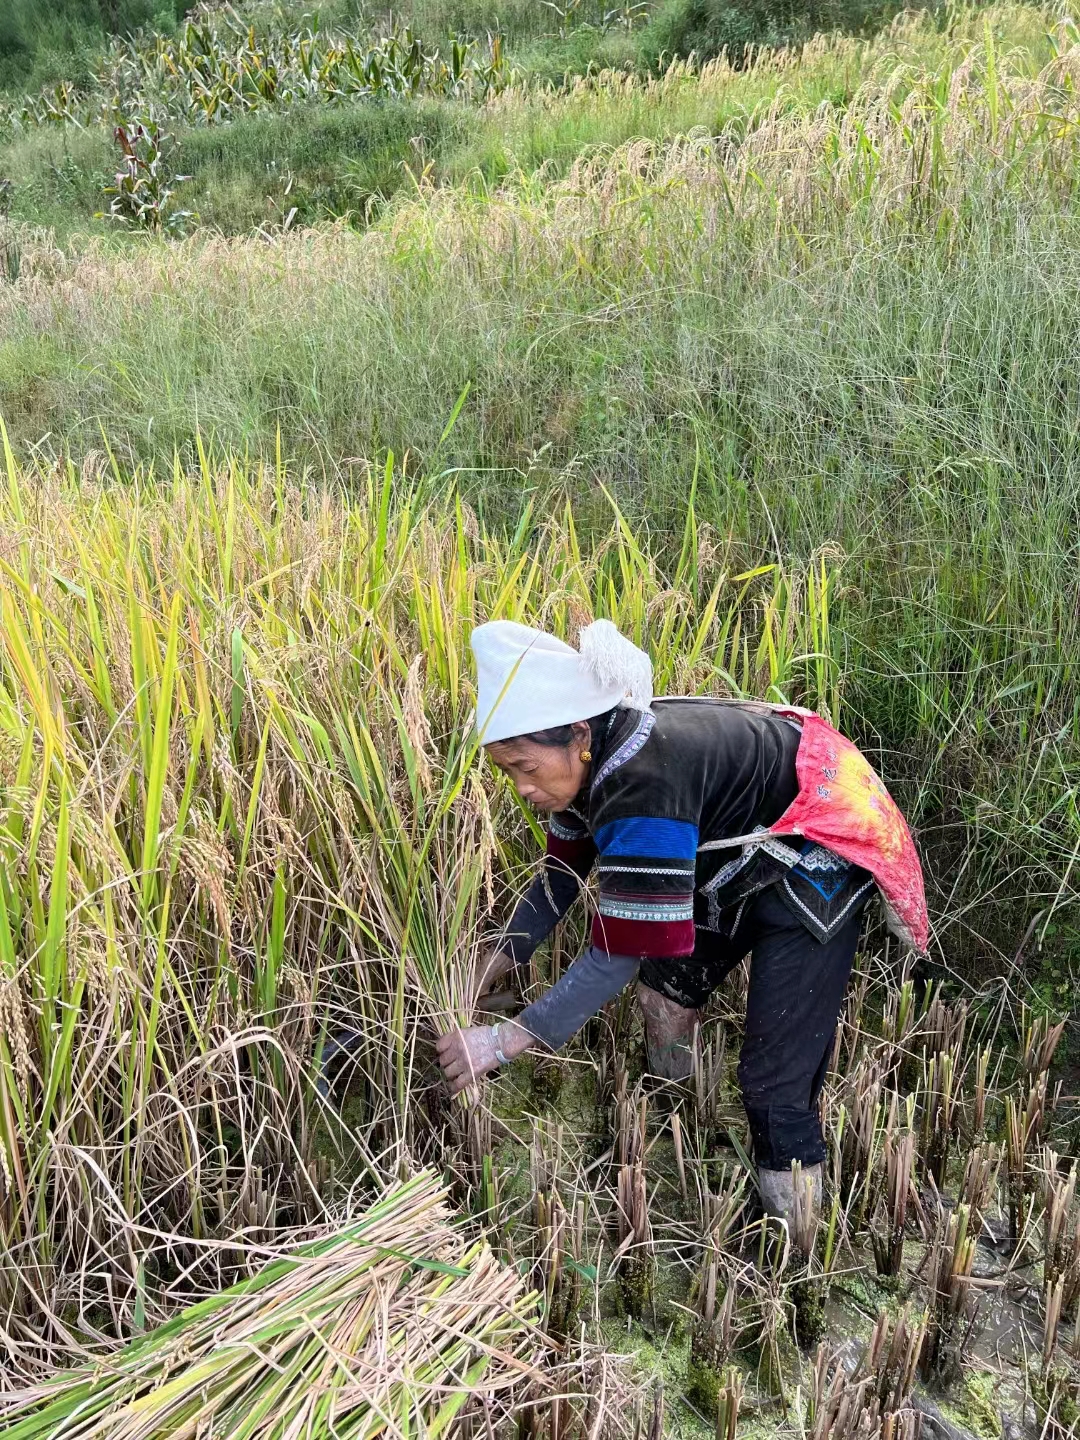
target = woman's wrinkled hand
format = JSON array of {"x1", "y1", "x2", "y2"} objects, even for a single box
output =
[
  {"x1": 436, "y1": 1026, "x2": 503, "y2": 1096},
  {"x1": 436, "y1": 1022, "x2": 533, "y2": 1095}
]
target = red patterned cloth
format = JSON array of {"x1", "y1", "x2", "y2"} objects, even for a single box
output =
[{"x1": 766, "y1": 711, "x2": 929, "y2": 953}]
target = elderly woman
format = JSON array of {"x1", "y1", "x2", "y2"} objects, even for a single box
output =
[{"x1": 436, "y1": 620, "x2": 927, "y2": 1223}]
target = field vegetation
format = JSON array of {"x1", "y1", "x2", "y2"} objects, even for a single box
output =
[{"x1": 0, "y1": 0, "x2": 1078, "y2": 1433}]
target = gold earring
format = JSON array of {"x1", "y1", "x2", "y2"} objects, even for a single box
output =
[{"x1": 580, "y1": 748, "x2": 592, "y2": 763}]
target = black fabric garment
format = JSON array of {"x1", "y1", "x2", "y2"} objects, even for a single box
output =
[
  {"x1": 497, "y1": 806, "x2": 595, "y2": 968},
  {"x1": 640, "y1": 883, "x2": 870, "y2": 1169},
  {"x1": 597, "y1": 698, "x2": 803, "y2": 844},
  {"x1": 702, "y1": 837, "x2": 875, "y2": 945},
  {"x1": 497, "y1": 699, "x2": 804, "y2": 965}
]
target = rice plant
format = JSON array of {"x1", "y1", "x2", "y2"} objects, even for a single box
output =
[
  {"x1": 1041, "y1": 1149, "x2": 1080, "y2": 1321},
  {"x1": 918, "y1": 1203, "x2": 979, "y2": 1383},
  {"x1": 0, "y1": 434, "x2": 857, "y2": 1376},
  {"x1": 870, "y1": 1121, "x2": 915, "y2": 1280},
  {"x1": 809, "y1": 1307, "x2": 927, "y2": 1440}
]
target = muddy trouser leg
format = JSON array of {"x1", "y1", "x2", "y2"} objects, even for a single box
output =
[
  {"x1": 736, "y1": 885, "x2": 866, "y2": 1174},
  {"x1": 637, "y1": 928, "x2": 748, "y2": 1082}
]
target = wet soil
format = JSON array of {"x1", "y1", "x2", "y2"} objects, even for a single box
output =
[{"x1": 483, "y1": 1044, "x2": 1052, "y2": 1440}]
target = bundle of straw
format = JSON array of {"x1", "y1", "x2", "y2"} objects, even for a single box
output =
[{"x1": 1, "y1": 1172, "x2": 540, "y2": 1439}]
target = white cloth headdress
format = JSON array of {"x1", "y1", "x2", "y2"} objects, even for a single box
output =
[{"x1": 471, "y1": 619, "x2": 653, "y2": 744}]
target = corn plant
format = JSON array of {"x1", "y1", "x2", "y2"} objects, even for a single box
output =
[
  {"x1": 3, "y1": 5, "x2": 513, "y2": 134},
  {"x1": 101, "y1": 122, "x2": 195, "y2": 235}
]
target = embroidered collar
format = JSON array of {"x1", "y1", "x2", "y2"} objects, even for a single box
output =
[{"x1": 591, "y1": 709, "x2": 656, "y2": 793}]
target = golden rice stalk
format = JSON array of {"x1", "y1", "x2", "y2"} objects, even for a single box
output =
[{"x1": 0, "y1": 1171, "x2": 542, "y2": 1440}]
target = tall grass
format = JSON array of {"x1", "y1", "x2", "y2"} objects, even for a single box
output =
[{"x1": 0, "y1": 0, "x2": 186, "y2": 97}]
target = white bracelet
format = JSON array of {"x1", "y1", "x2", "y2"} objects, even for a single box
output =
[{"x1": 491, "y1": 1024, "x2": 510, "y2": 1066}]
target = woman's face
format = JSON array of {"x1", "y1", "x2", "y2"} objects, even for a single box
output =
[{"x1": 486, "y1": 723, "x2": 591, "y2": 812}]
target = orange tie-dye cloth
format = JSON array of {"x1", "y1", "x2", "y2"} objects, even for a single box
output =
[{"x1": 769, "y1": 712, "x2": 929, "y2": 953}]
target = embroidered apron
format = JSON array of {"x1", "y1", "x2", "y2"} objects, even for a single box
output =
[{"x1": 695, "y1": 706, "x2": 929, "y2": 954}]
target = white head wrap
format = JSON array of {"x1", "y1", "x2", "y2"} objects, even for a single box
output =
[{"x1": 471, "y1": 619, "x2": 654, "y2": 744}]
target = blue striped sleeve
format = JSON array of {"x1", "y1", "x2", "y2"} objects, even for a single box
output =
[{"x1": 591, "y1": 816, "x2": 698, "y2": 958}]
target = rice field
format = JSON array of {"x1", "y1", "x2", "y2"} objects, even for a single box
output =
[
  {"x1": 0, "y1": 0, "x2": 1078, "y2": 1433},
  {"x1": 0, "y1": 437, "x2": 1073, "y2": 1433}
]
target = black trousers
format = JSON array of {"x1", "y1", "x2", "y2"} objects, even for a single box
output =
[{"x1": 639, "y1": 885, "x2": 867, "y2": 1169}]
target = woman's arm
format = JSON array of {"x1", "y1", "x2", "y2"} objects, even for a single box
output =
[
  {"x1": 437, "y1": 946, "x2": 639, "y2": 1094},
  {"x1": 515, "y1": 946, "x2": 639, "y2": 1049},
  {"x1": 495, "y1": 814, "x2": 597, "y2": 968}
]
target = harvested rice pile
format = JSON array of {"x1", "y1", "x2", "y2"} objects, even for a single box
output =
[{"x1": 0, "y1": 1171, "x2": 541, "y2": 1440}]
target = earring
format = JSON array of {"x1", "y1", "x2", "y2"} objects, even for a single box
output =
[{"x1": 580, "y1": 748, "x2": 592, "y2": 763}]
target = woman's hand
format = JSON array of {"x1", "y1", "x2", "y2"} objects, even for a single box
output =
[
  {"x1": 436, "y1": 1022, "x2": 535, "y2": 1096},
  {"x1": 475, "y1": 945, "x2": 516, "y2": 1000}
]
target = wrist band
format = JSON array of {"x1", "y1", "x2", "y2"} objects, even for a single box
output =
[{"x1": 492, "y1": 1024, "x2": 509, "y2": 1066}]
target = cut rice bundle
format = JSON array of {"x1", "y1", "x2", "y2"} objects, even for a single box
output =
[{"x1": 1, "y1": 1171, "x2": 540, "y2": 1439}]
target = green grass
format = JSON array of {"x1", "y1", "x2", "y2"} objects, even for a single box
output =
[
  {"x1": 170, "y1": 99, "x2": 474, "y2": 233},
  {"x1": 0, "y1": 92, "x2": 477, "y2": 241},
  {"x1": 0, "y1": 0, "x2": 187, "y2": 94}
]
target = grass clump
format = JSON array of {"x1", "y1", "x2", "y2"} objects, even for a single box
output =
[
  {"x1": 169, "y1": 98, "x2": 473, "y2": 232},
  {"x1": 635, "y1": 0, "x2": 920, "y2": 69},
  {"x1": 0, "y1": 0, "x2": 186, "y2": 96}
]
